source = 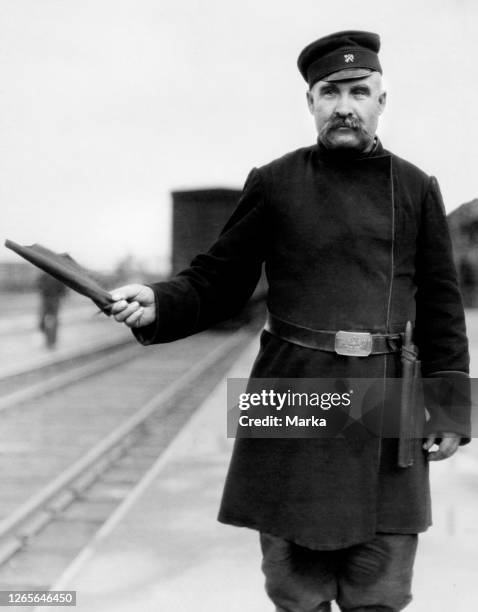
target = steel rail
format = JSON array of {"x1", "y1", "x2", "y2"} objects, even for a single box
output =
[
  {"x1": 0, "y1": 333, "x2": 133, "y2": 381},
  {"x1": 0, "y1": 340, "x2": 139, "y2": 413}
]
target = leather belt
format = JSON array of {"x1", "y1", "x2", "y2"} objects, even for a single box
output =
[{"x1": 265, "y1": 313, "x2": 402, "y2": 357}]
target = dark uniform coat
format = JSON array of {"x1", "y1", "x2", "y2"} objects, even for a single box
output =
[{"x1": 136, "y1": 140, "x2": 470, "y2": 550}]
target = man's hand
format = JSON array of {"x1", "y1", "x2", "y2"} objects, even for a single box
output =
[
  {"x1": 109, "y1": 284, "x2": 156, "y2": 328},
  {"x1": 423, "y1": 432, "x2": 460, "y2": 461}
]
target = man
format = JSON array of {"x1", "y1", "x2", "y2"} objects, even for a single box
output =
[
  {"x1": 110, "y1": 31, "x2": 470, "y2": 612},
  {"x1": 38, "y1": 271, "x2": 67, "y2": 348}
]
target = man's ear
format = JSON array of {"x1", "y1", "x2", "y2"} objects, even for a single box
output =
[
  {"x1": 306, "y1": 90, "x2": 315, "y2": 114},
  {"x1": 378, "y1": 90, "x2": 387, "y2": 115}
]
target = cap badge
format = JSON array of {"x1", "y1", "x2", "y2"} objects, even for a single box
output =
[{"x1": 344, "y1": 54, "x2": 355, "y2": 63}]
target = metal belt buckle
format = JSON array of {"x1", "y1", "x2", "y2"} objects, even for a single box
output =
[{"x1": 335, "y1": 330, "x2": 373, "y2": 357}]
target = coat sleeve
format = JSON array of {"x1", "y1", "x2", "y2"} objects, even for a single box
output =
[
  {"x1": 413, "y1": 176, "x2": 471, "y2": 441},
  {"x1": 134, "y1": 167, "x2": 267, "y2": 344}
]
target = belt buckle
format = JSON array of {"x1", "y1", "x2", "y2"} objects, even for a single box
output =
[{"x1": 335, "y1": 331, "x2": 373, "y2": 357}]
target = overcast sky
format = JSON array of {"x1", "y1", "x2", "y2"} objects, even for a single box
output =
[{"x1": 1, "y1": 0, "x2": 477, "y2": 272}]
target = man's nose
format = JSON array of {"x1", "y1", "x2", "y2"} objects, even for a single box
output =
[{"x1": 333, "y1": 94, "x2": 353, "y2": 116}]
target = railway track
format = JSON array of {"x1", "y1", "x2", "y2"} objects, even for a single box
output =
[
  {"x1": 0, "y1": 334, "x2": 137, "y2": 412},
  {"x1": 0, "y1": 316, "x2": 260, "y2": 596}
]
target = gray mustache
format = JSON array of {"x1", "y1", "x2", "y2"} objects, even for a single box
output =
[{"x1": 329, "y1": 117, "x2": 361, "y2": 130}]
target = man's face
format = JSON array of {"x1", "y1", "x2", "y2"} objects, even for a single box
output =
[{"x1": 306, "y1": 72, "x2": 386, "y2": 152}]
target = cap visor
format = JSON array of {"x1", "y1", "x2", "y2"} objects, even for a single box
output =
[{"x1": 323, "y1": 67, "x2": 373, "y2": 82}]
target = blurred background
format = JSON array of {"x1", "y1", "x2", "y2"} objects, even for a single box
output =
[{"x1": 1, "y1": 0, "x2": 478, "y2": 277}]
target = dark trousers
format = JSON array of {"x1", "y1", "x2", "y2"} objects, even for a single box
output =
[{"x1": 260, "y1": 532, "x2": 418, "y2": 612}]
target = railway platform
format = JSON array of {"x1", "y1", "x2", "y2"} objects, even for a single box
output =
[{"x1": 42, "y1": 317, "x2": 478, "y2": 612}]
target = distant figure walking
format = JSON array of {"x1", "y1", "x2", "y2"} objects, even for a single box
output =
[{"x1": 38, "y1": 273, "x2": 67, "y2": 348}]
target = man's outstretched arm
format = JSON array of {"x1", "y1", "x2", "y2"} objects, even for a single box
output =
[{"x1": 108, "y1": 168, "x2": 267, "y2": 343}]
